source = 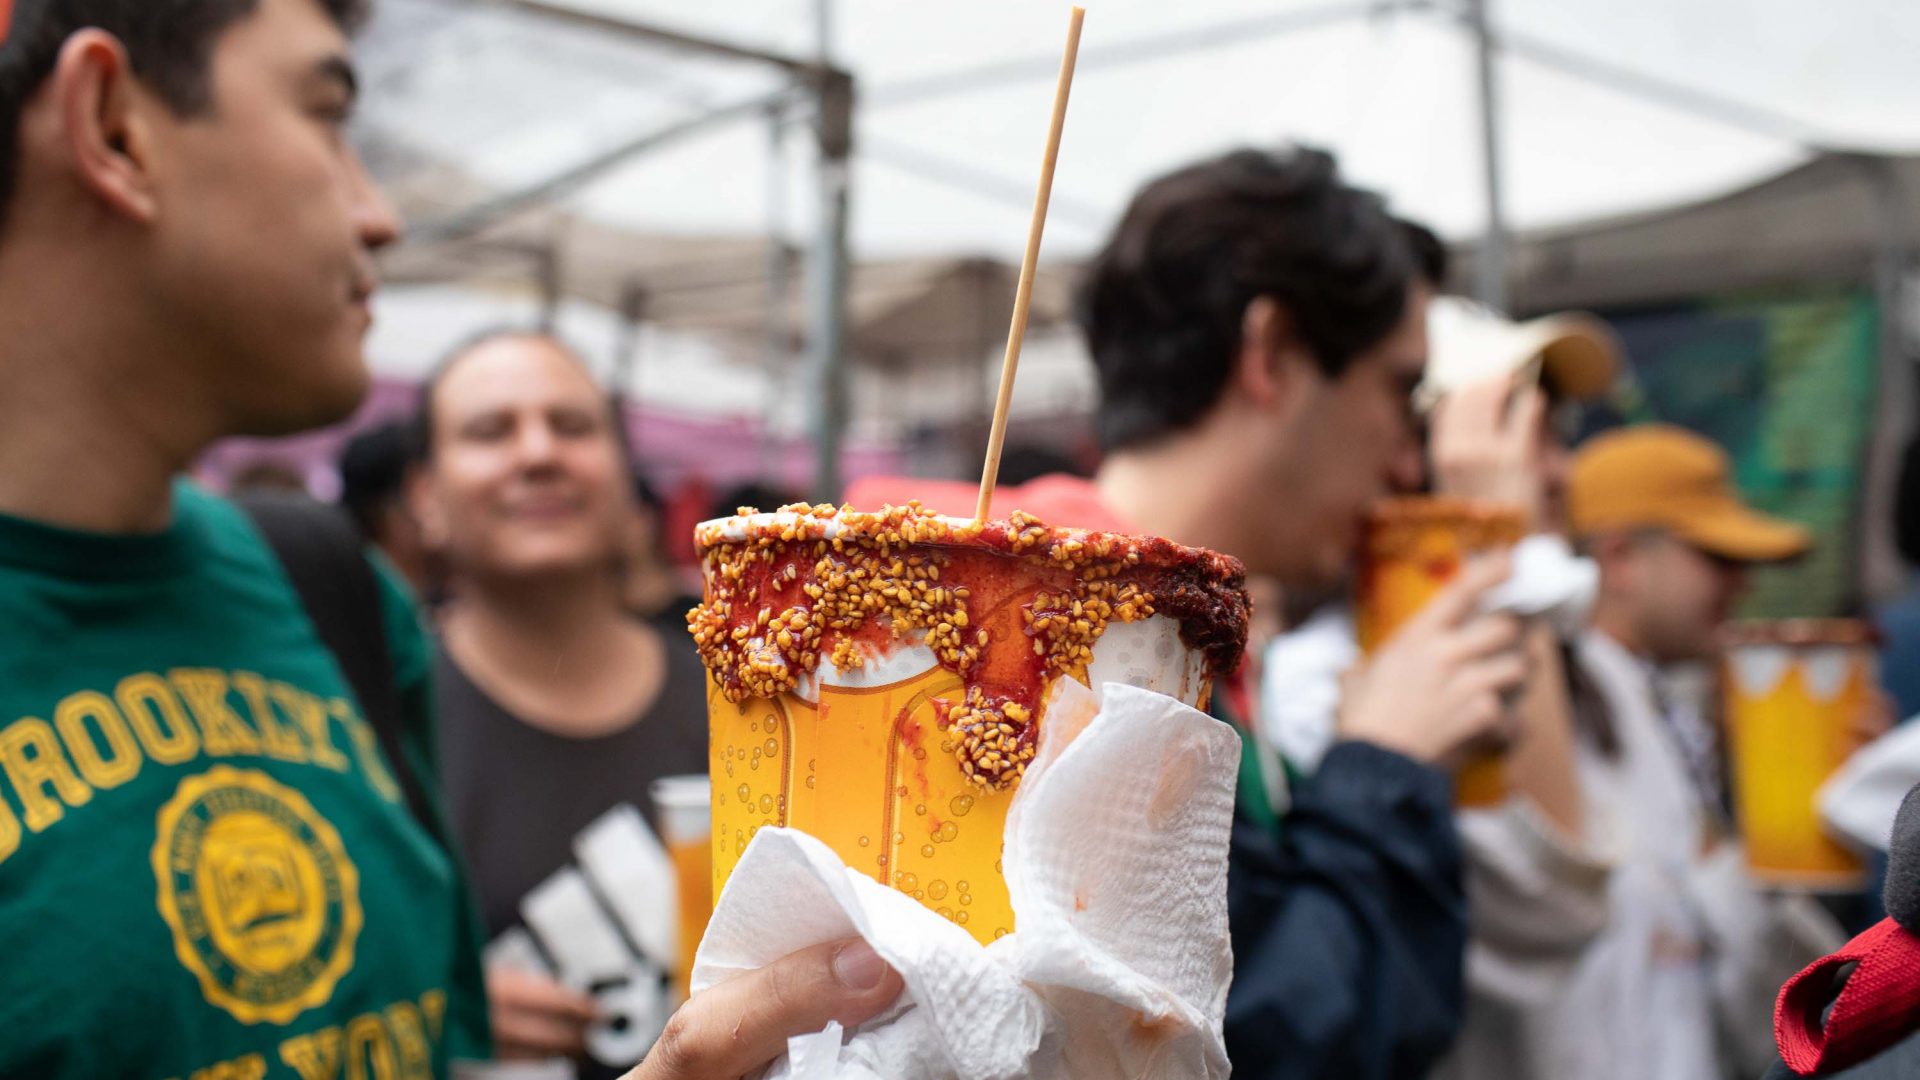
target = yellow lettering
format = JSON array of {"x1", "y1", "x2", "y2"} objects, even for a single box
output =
[
  {"x1": 418, "y1": 990, "x2": 446, "y2": 1044},
  {"x1": 232, "y1": 671, "x2": 307, "y2": 763},
  {"x1": 169, "y1": 670, "x2": 261, "y2": 757},
  {"x1": 278, "y1": 1027, "x2": 344, "y2": 1080},
  {"x1": 53, "y1": 691, "x2": 141, "y2": 790},
  {"x1": 117, "y1": 673, "x2": 199, "y2": 765},
  {"x1": 189, "y1": 1053, "x2": 266, "y2": 1080},
  {"x1": 333, "y1": 700, "x2": 401, "y2": 804},
  {"x1": 0, "y1": 718, "x2": 91, "y2": 831},
  {"x1": 0, "y1": 791, "x2": 19, "y2": 866},
  {"x1": 274, "y1": 683, "x2": 349, "y2": 772},
  {"x1": 383, "y1": 1001, "x2": 433, "y2": 1080},
  {"x1": 344, "y1": 1013, "x2": 398, "y2": 1080}
]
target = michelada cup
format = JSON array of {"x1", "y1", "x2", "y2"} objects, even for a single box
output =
[{"x1": 690, "y1": 503, "x2": 1249, "y2": 946}]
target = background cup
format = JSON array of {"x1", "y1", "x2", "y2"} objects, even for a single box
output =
[
  {"x1": 1722, "y1": 619, "x2": 1874, "y2": 890},
  {"x1": 649, "y1": 774, "x2": 713, "y2": 1000}
]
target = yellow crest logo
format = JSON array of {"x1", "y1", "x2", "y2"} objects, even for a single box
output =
[{"x1": 151, "y1": 766, "x2": 362, "y2": 1025}]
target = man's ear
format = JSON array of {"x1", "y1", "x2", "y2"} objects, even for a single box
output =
[
  {"x1": 35, "y1": 29, "x2": 160, "y2": 224},
  {"x1": 1232, "y1": 295, "x2": 1316, "y2": 414}
]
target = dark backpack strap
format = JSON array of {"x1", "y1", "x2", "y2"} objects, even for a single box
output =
[{"x1": 237, "y1": 491, "x2": 441, "y2": 840}]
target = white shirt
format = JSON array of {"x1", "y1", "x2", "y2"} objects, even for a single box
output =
[{"x1": 1534, "y1": 631, "x2": 1833, "y2": 1080}]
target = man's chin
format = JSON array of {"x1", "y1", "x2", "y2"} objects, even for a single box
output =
[{"x1": 236, "y1": 369, "x2": 371, "y2": 439}]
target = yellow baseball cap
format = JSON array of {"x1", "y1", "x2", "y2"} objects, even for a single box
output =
[{"x1": 1568, "y1": 424, "x2": 1811, "y2": 563}]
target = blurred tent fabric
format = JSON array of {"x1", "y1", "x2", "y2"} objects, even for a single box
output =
[
  {"x1": 359, "y1": 0, "x2": 1920, "y2": 259},
  {"x1": 222, "y1": 0, "x2": 1920, "y2": 598},
  {"x1": 353, "y1": 0, "x2": 1920, "y2": 406},
  {"x1": 1457, "y1": 151, "x2": 1920, "y2": 312}
]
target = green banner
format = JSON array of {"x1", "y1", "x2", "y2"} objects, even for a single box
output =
[{"x1": 1603, "y1": 291, "x2": 1880, "y2": 618}]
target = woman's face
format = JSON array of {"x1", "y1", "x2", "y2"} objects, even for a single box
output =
[{"x1": 415, "y1": 336, "x2": 631, "y2": 582}]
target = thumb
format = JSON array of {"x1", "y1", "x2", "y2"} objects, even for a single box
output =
[{"x1": 633, "y1": 938, "x2": 902, "y2": 1080}]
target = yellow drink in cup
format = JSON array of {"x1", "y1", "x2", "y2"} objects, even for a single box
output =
[
  {"x1": 649, "y1": 776, "x2": 713, "y2": 1001},
  {"x1": 690, "y1": 504, "x2": 1250, "y2": 946},
  {"x1": 1356, "y1": 497, "x2": 1527, "y2": 808},
  {"x1": 1722, "y1": 620, "x2": 1874, "y2": 890}
]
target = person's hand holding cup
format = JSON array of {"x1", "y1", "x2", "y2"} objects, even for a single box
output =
[{"x1": 1340, "y1": 554, "x2": 1527, "y2": 769}]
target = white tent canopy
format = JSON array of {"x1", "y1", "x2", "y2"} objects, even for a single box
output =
[
  {"x1": 359, "y1": 0, "x2": 1920, "y2": 262},
  {"x1": 349, "y1": 0, "x2": 1920, "y2": 490}
]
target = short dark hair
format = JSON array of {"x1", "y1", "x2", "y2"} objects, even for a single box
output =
[
  {"x1": 337, "y1": 418, "x2": 416, "y2": 539},
  {"x1": 1076, "y1": 146, "x2": 1422, "y2": 450},
  {"x1": 1400, "y1": 219, "x2": 1449, "y2": 286},
  {"x1": 0, "y1": 0, "x2": 368, "y2": 212}
]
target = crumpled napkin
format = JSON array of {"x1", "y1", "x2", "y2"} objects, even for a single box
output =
[
  {"x1": 1480, "y1": 533, "x2": 1598, "y2": 640},
  {"x1": 690, "y1": 679, "x2": 1242, "y2": 1080}
]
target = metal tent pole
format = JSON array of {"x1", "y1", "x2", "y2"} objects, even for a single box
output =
[
  {"x1": 760, "y1": 104, "x2": 793, "y2": 479},
  {"x1": 1468, "y1": 0, "x2": 1510, "y2": 310}
]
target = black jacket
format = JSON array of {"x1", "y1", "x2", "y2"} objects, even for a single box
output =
[{"x1": 1225, "y1": 741, "x2": 1467, "y2": 1079}]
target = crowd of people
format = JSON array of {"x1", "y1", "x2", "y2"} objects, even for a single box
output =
[{"x1": 3, "y1": 2, "x2": 1920, "y2": 1079}]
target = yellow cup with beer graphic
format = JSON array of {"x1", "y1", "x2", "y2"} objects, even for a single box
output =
[
  {"x1": 1722, "y1": 620, "x2": 1874, "y2": 889},
  {"x1": 1356, "y1": 496, "x2": 1527, "y2": 808},
  {"x1": 689, "y1": 503, "x2": 1249, "y2": 946}
]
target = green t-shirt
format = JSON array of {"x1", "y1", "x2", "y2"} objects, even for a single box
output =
[{"x1": 0, "y1": 483, "x2": 488, "y2": 1079}]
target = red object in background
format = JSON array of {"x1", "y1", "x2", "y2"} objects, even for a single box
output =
[
  {"x1": 1775, "y1": 917, "x2": 1920, "y2": 1075},
  {"x1": 662, "y1": 475, "x2": 713, "y2": 568},
  {"x1": 845, "y1": 473, "x2": 1133, "y2": 534},
  {"x1": 0, "y1": 0, "x2": 13, "y2": 46}
]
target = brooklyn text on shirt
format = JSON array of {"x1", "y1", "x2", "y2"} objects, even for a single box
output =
[
  {"x1": 0, "y1": 667, "x2": 405, "y2": 865},
  {"x1": 161, "y1": 988, "x2": 450, "y2": 1080}
]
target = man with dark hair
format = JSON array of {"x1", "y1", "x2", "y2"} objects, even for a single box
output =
[
  {"x1": 339, "y1": 418, "x2": 429, "y2": 591},
  {"x1": 1083, "y1": 145, "x2": 1525, "y2": 1080},
  {"x1": 0, "y1": 2, "x2": 901, "y2": 1077}
]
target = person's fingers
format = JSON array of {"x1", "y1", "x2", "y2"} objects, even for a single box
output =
[
  {"x1": 1456, "y1": 376, "x2": 1510, "y2": 435},
  {"x1": 1505, "y1": 382, "x2": 1546, "y2": 444},
  {"x1": 1432, "y1": 379, "x2": 1506, "y2": 459},
  {"x1": 1404, "y1": 553, "x2": 1512, "y2": 634},
  {"x1": 1459, "y1": 650, "x2": 1530, "y2": 699},
  {"x1": 1441, "y1": 611, "x2": 1524, "y2": 663},
  {"x1": 488, "y1": 968, "x2": 599, "y2": 1023},
  {"x1": 493, "y1": 1005, "x2": 592, "y2": 1059},
  {"x1": 637, "y1": 939, "x2": 903, "y2": 1080},
  {"x1": 1456, "y1": 689, "x2": 1512, "y2": 747}
]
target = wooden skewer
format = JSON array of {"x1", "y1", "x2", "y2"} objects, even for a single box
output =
[{"x1": 975, "y1": 6, "x2": 1086, "y2": 525}]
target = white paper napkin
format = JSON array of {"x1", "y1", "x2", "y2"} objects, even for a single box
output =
[{"x1": 690, "y1": 679, "x2": 1242, "y2": 1080}]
